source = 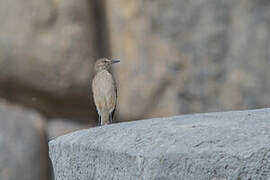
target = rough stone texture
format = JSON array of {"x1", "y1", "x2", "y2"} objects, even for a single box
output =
[
  {"x1": 106, "y1": 0, "x2": 270, "y2": 121},
  {"x1": 0, "y1": 0, "x2": 103, "y2": 121},
  {"x1": 47, "y1": 119, "x2": 92, "y2": 141},
  {"x1": 49, "y1": 108, "x2": 270, "y2": 180},
  {"x1": 0, "y1": 99, "x2": 49, "y2": 180},
  {"x1": 47, "y1": 119, "x2": 93, "y2": 179}
]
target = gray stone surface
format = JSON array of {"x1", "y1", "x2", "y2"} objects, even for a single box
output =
[
  {"x1": 0, "y1": 99, "x2": 49, "y2": 180},
  {"x1": 49, "y1": 109, "x2": 270, "y2": 180}
]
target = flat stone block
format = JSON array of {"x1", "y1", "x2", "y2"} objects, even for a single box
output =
[{"x1": 49, "y1": 109, "x2": 270, "y2": 180}]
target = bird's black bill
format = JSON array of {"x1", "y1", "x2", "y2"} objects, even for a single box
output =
[{"x1": 111, "y1": 59, "x2": 120, "y2": 64}]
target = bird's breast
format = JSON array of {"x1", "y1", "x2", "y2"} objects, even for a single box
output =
[{"x1": 92, "y1": 70, "x2": 117, "y2": 112}]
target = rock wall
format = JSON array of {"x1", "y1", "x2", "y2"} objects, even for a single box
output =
[
  {"x1": 106, "y1": 0, "x2": 270, "y2": 121},
  {"x1": 49, "y1": 108, "x2": 270, "y2": 180},
  {"x1": 1, "y1": 0, "x2": 270, "y2": 122},
  {"x1": 0, "y1": 0, "x2": 109, "y2": 122}
]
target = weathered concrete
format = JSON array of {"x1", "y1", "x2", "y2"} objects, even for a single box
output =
[{"x1": 49, "y1": 109, "x2": 270, "y2": 180}]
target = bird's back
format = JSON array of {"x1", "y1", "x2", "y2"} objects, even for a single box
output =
[{"x1": 92, "y1": 70, "x2": 117, "y2": 114}]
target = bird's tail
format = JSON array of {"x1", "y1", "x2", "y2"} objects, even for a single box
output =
[{"x1": 100, "y1": 110, "x2": 110, "y2": 125}]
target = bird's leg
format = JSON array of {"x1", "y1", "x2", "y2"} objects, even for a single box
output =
[
  {"x1": 109, "y1": 113, "x2": 113, "y2": 124},
  {"x1": 98, "y1": 114, "x2": 101, "y2": 126}
]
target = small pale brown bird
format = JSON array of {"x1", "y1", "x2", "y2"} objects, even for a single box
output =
[{"x1": 92, "y1": 58, "x2": 120, "y2": 126}]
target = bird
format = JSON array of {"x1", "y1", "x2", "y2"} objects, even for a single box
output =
[{"x1": 92, "y1": 58, "x2": 120, "y2": 126}]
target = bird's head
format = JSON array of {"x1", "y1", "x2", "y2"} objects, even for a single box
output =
[{"x1": 94, "y1": 58, "x2": 120, "y2": 72}]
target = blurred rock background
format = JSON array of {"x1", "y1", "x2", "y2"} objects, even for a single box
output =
[{"x1": 0, "y1": 0, "x2": 270, "y2": 179}]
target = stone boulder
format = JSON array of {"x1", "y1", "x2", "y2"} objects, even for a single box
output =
[
  {"x1": 106, "y1": 0, "x2": 270, "y2": 121},
  {"x1": 49, "y1": 108, "x2": 270, "y2": 180},
  {"x1": 0, "y1": 0, "x2": 107, "y2": 122},
  {"x1": 0, "y1": 100, "x2": 49, "y2": 180}
]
